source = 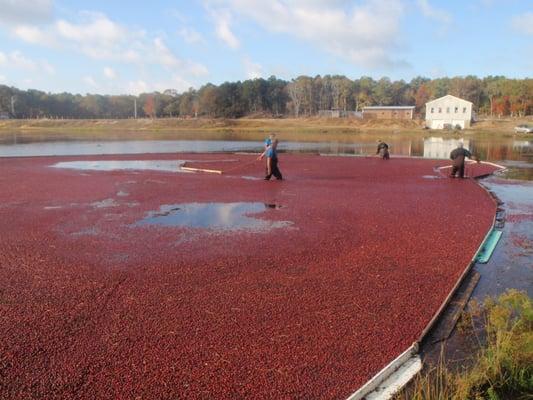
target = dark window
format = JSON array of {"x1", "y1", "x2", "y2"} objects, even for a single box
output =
[
  {"x1": 446, "y1": 107, "x2": 450, "y2": 113},
  {"x1": 463, "y1": 107, "x2": 467, "y2": 113},
  {"x1": 431, "y1": 107, "x2": 434, "y2": 113},
  {"x1": 438, "y1": 107, "x2": 442, "y2": 113},
  {"x1": 454, "y1": 106, "x2": 458, "y2": 113}
]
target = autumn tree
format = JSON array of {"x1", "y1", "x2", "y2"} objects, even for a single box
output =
[
  {"x1": 415, "y1": 84, "x2": 431, "y2": 113},
  {"x1": 143, "y1": 95, "x2": 155, "y2": 118}
]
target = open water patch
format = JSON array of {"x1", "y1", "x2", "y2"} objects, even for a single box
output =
[
  {"x1": 134, "y1": 202, "x2": 291, "y2": 232},
  {"x1": 52, "y1": 160, "x2": 187, "y2": 173}
]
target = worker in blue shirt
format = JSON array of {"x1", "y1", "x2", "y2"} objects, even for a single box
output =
[{"x1": 258, "y1": 133, "x2": 283, "y2": 180}]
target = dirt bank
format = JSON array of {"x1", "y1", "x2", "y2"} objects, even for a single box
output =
[{"x1": 1, "y1": 116, "x2": 528, "y2": 135}]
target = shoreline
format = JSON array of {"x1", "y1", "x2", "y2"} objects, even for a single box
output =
[{"x1": 0, "y1": 117, "x2": 529, "y2": 139}]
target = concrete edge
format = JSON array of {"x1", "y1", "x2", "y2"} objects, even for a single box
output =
[{"x1": 345, "y1": 343, "x2": 419, "y2": 400}]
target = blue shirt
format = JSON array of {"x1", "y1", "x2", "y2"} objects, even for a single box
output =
[{"x1": 264, "y1": 138, "x2": 277, "y2": 158}]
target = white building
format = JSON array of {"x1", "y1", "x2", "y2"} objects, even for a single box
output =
[{"x1": 425, "y1": 95, "x2": 473, "y2": 129}]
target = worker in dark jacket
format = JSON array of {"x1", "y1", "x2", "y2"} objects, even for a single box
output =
[
  {"x1": 376, "y1": 140, "x2": 390, "y2": 160},
  {"x1": 449, "y1": 143, "x2": 479, "y2": 178}
]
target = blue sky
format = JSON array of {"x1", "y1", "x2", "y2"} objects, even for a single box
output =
[{"x1": 0, "y1": 0, "x2": 531, "y2": 95}]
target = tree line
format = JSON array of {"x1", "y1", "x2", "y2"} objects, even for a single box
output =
[{"x1": 0, "y1": 75, "x2": 531, "y2": 119}]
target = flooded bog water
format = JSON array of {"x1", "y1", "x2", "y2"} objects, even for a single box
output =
[
  {"x1": 499, "y1": 167, "x2": 533, "y2": 181},
  {"x1": 135, "y1": 202, "x2": 291, "y2": 232},
  {"x1": 475, "y1": 178, "x2": 533, "y2": 298},
  {"x1": 2, "y1": 136, "x2": 532, "y2": 164}
]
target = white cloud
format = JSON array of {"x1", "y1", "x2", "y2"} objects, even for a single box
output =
[
  {"x1": 103, "y1": 67, "x2": 116, "y2": 79},
  {"x1": 9, "y1": 51, "x2": 37, "y2": 70},
  {"x1": 208, "y1": 7, "x2": 240, "y2": 49},
  {"x1": 186, "y1": 61, "x2": 209, "y2": 77},
  {"x1": 0, "y1": 50, "x2": 55, "y2": 74},
  {"x1": 169, "y1": 9, "x2": 188, "y2": 24},
  {"x1": 169, "y1": 75, "x2": 194, "y2": 92},
  {"x1": 0, "y1": 0, "x2": 53, "y2": 25},
  {"x1": 126, "y1": 75, "x2": 193, "y2": 95},
  {"x1": 153, "y1": 37, "x2": 209, "y2": 76},
  {"x1": 83, "y1": 75, "x2": 98, "y2": 88},
  {"x1": 128, "y1": 80, "x2": 148, "y2": 95},
  {"x1": 178, "y1": 27, "x2": 206, "y2": 45},
  {"x1": 417, "y1": 0, "x2": 452, "y2": 24},
  {"x1": 56, "y1": 12, "x2": 126, "y2": 43},
  {"x1": 13, "y1": 25, "x2": 57, "y2": 46},
  {"x1": 41, "y1": 60, "x2": 55, "y2": 75},
  {"x1": 11, "y1": 12, "x2": 138, "y2": 62},
  {"x1": 154, "y1": 37, "x2": 182, "y2": 68},
  {"x1": 244, "y1": 58, "x2": 263, "y2": 79},
  {"x1": 11, "y1": 12, "x2": 208, "y2": 81},
  {"x1": 511, "y1": 12, "x2": 533, "y2": 36},
  {"x1": 0, "y1": 75, "x2": 6, "y2": 83},
  {"x1": 206, "y1": 0, "x2": 406, "y2": 68},
  {"x1": 54, "y1": 12, "x2": 140, "y2": 62}
]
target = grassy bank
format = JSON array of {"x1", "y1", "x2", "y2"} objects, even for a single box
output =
[
  {"x1": 396, "y1": 289, "x2": 533, "y2": 400},
  {"x1": 0, "y1": 117, "x2": 529, "y2": 141}
]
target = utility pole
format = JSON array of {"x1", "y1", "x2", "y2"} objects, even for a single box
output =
[{"x1": 134, "y1": 98, "x2": 137, "y2": 119}]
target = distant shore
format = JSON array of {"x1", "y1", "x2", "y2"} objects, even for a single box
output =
[{"x1": 0, "y1": 117, "x2": 529, "y2": 139}]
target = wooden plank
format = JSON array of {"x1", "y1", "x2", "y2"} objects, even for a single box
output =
[
  {"x1": 425, "y1": 271, "x2": 481, "y2": 344},
  {"x1": 181, "y1": 166, "x2": 223, "y2": 174}
]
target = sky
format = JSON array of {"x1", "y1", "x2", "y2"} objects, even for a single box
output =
[{"x1": 0, "y1": 0, "x2": 531, "y2": 95}]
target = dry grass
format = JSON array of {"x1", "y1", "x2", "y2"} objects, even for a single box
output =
[{"x1": 396, "y1": 289, "x2": 533, "y2": 400}]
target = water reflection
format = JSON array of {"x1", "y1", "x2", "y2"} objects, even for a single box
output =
[
  {"x1": 135, "y1": 202, "x2": 292, "y2": 232},
  {"x1": 0, "y1": 136, "x2": 532, "y2": 164},
  {"x1": 135, "y1": 202, "x2": 292, "y2": 231},
  {"x1": 423, "y1": 138, "x2": 470, "y2": 159}
]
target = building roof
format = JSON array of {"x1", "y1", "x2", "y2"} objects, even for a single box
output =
[
  {"x1": 425, "y1": 94, "x2": 473, "y2": 105},
  {"x1": 362, "y1": 106, "x2": 415, "y2": 110}
]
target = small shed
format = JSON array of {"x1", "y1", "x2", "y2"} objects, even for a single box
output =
[
  {"x1": 425, "y1": 95, "x2": 473, "y2": 129},
  {"x1": 0, "y1": 111, "x2": 10, "y2": 120},
  {"x1": 362, "y1": 106, "x2": 415, "y2": 120},
  {"x1": 318, "y1": 109, "x2": 342, "y2": 118},
  {"x1": 318, "y1": 109, "x2": 362, "y2": 119}
]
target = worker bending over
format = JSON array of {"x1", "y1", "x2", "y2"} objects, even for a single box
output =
[
  {"x1": 376, "y1": 140, "x2": 390, "y2": 160},
  {"x1": 449, "y1": 142, "x2": 479, "y2": 178}
]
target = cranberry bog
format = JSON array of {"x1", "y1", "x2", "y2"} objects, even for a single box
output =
[{"x1": 0, "y1": 153, "x2": 498, "y2": 399}]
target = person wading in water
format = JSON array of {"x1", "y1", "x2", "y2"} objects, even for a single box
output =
[{"x1": 258, "y1": 133, "x2": 283, "y2": 180}]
